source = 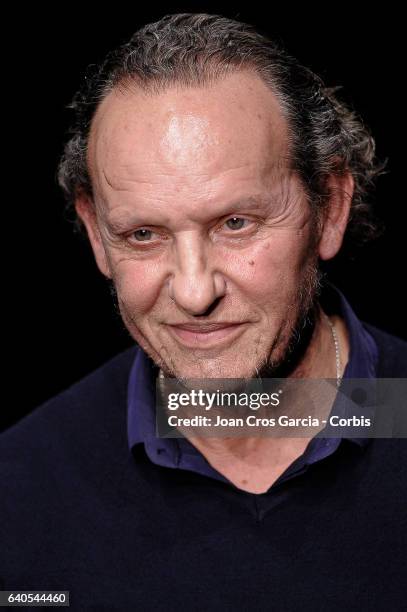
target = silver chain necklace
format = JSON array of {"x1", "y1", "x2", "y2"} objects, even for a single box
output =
[{"x1": 322, "y1": 312, "x2": 342, "y2": 387}]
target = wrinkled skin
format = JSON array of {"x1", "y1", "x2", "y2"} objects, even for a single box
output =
[{"x1": 77, "y1": 70, "x2": 353, "y2": 381}]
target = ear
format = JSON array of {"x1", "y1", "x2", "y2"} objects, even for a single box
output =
[
  {"x1": 75, "y1": 192, "x2": 112, "y2": 279},
  {"x1": 318, "y1": 171, "x2": 354, "y2": 261}
]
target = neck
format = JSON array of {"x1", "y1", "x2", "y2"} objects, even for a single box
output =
[{"x1": 287, "y1": 305, "x2": 343, "y2": 380}]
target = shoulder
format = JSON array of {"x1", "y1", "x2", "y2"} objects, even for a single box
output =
[
  {"x1": 361, "y1": 322, "x2": 407, "y2": 376},
  {"x1": 0, "y1": 345, "x2": 137, "y2": 468},
  {"x1": 0, "y1": 345, "x2": 140, "y2": 580}
]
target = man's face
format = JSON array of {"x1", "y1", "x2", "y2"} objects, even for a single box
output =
[{"x1": 83, "y1": 70, "x2": 323, "y2": 379}]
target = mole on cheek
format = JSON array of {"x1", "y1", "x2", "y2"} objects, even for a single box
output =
[{"x1": 249, "y1": 260, "x2": 255, "y2": 266}]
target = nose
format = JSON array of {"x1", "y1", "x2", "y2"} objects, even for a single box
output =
[{"x1": 167, "y1": 232, "x2": 227, "y2": 316}]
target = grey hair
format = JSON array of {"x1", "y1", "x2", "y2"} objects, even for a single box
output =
[{"x1": 57, "y1": 12, "x2": 386, "y2": 251}]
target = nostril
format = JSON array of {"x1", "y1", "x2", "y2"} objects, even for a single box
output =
[{"x1": 193, "y1": 296, "x2": 223, "y2": 317}]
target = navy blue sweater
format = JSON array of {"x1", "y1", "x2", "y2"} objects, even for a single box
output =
[{"x1": 1, "y1": 323, "x2": 407, "y2": 611}]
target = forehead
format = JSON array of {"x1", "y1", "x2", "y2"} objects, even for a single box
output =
[{"x1": 87, "y1": 70, "x2": 291, "y2": 199}]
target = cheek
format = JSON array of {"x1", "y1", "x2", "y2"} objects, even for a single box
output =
[
  {"x1": 224, "y1": 234, "x2": 309, "y2": 298},
  {"x1": 112, "y1": 260, "x2": 163, "y2": 316}
]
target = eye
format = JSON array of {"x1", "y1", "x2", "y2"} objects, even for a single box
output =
[
  {"x1": 131, "y1": 228, "x2": 155, "y2": 241},
  {"x1": 224, "y1": 217, "x2": 250, "y2": 231}
]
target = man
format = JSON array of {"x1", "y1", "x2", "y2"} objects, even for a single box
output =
[{"x1": 1, "y1": 13, "x2": 406, "y2": 611}]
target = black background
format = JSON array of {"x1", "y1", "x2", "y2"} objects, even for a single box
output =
[{"x1": 3, "y1": 5, "x2": 406, "y2": 431}]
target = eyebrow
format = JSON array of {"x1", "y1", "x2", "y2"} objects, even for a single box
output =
[{"x1": 106, "y1": 195, "x2": 277, "y2": 232}]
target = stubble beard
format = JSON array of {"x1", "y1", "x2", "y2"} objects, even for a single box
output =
[{"x1": 254, "y1": 255, "x2": 323, "y2": 379}]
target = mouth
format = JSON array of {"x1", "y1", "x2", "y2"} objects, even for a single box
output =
[{"x1": 166, "y1": 322, "x2": 249, "y2": 349}]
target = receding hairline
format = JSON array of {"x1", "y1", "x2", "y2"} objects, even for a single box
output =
[{"x1": 86, "y1": 66, "x2": 293, "y2": 187}]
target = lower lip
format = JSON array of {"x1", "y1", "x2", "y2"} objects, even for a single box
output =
[{"x1": 167, "y1": 324, "x2": 248, "y2": 348}]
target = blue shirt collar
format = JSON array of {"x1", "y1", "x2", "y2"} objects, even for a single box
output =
[{"x1": 320, "y1": 282, "x2": 378, "y2": 379}]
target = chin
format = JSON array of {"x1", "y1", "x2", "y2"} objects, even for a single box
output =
[
  {"x1": 158, "y1": 331, "x2": 283, "y2": 381},
  {"x1": 165, "y1": 330, "x2": 296, "y2": 381},
  {"x1": 164, "y1": 356, "x2": 265, "y2": 381}
]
